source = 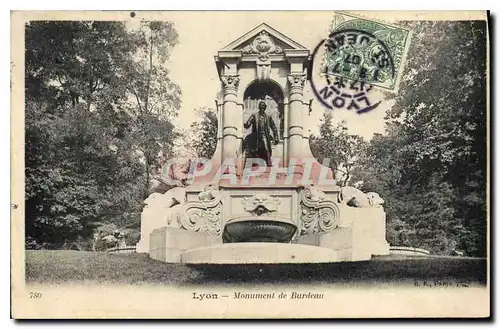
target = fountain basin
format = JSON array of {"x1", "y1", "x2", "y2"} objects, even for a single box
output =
[{"x1": 222, "y1": 216, "x2": 297, "y2": 243}]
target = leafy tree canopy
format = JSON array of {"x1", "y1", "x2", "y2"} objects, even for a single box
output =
[{"x1": 25, "y1": 21, "x2": 181, "y2": 246}]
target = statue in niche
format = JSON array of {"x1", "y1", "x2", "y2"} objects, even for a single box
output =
[{"x1": 243, "y1": 101, "x2": 279, "y2": 166}]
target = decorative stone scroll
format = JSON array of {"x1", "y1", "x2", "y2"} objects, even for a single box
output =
[
  {"x1": 287, "y1": 74, "x2": 307, "y2": 94},
  {"x1": 180, "y1": 185, "x2": 222, "y2": 236},
  {"x1": 242, "y1": 193, "x2": 281, "y2": 216},
  {"x1": 221, "y1": 75, "x2": 240, "y2": 96},
  {"x1": 242, "y1": 31, "x2": 283, "y2": 62},
  {"x1": 299, "y1": 185, "x2": 340, "y2": 235}
]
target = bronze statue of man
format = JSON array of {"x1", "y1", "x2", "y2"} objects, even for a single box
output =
[{"x1": 243, "y1": 101, "x2": 279, "y2": 166}]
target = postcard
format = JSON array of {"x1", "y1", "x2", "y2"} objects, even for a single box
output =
[{"x1": 11, "y1": 10, "x2": 490, "y2": 319}]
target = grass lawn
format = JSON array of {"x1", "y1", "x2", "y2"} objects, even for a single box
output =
[
  {"x1": 25, "y1": 250, "x2": 487, "y2": 286},
  {"x1": 25, "y1": 251, "x2": 200, "y2": 285}
]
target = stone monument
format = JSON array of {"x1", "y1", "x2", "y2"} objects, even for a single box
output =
[{"x1": 137, "y1": 23, "x2": 390, "y2": 263}]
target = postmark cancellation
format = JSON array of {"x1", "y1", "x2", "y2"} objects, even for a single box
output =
[{"x1": 321, "y1": 12, "x2": 411, "y2": 91}]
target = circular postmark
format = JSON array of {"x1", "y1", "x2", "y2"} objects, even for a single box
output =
[
  {"x1": 323, "y1": 29, "x2": 396, "y2": 86},
  {"x1": 310, "y1": 39, "x2": 382, "y2": 114}
]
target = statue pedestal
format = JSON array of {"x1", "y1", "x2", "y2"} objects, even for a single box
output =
[
  {"x1": 145, "y1": 185, "x2": 389, "y2": 264},
  {"x1": 181, "y1": 243, "x2": 338, "y2": 264},
  {"x1": 149, "y1": 227, "x2": 222, "y2": 263}
]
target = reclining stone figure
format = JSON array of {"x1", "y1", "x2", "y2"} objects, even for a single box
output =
[
  {"x1": 338, "y1": 186, "x2": 384, "y2": 208},
  {"x1": 142, "y1": 186, "x2": 187, "y2": 231}
]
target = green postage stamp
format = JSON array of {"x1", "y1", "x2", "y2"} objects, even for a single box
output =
[{"x1": 322, "y1": 12, "x2": 411, "y2": 91}]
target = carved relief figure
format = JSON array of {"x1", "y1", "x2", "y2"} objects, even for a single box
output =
[{"x1": 242, "y1": 193, "x2": 280, "y2": 216}]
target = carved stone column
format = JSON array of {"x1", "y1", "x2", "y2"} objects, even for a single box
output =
[
  {"x1": 221, "y1": 74, "x2": 240, "y2": 164},
  {"x1": 287, "y1": 73, "x2": 306, "y2": 175}
]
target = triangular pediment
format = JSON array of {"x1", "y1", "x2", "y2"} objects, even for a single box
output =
[{"x1": 221, "y1": 23, "x2": 307, "y2": 52}]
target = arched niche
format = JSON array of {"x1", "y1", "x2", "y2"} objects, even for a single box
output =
[{"x1": 242, "y1": 79, "x2": 285, "y2": 144}]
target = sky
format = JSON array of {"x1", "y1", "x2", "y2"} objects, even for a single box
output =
[{"x1": 147, "y1": 11, "x2": 399, "y2": 140}]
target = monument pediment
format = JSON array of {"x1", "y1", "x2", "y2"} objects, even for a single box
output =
[
  {"x1": 216, "y1": 23, "x2": 310, "y2": 67},
  {"x1": 215, "y1": 23, "x2": 310, "y2": 77},
  {"x1": 221, "y1": 23, "x2": 308, "y2": 53}
]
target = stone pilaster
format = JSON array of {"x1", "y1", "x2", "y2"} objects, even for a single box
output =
[
  {"x1": 287, "y1": 73, "x2": 306, "y2": 161},
  {"x1": 220, "y1": 74, "x2": 240, "y2": 165}
]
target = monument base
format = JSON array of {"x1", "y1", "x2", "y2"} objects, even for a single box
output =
[
  {"x1": 148, "y1": 221, "x2": 389, "y2": 264},
  {"x1": 149, "y1": 227, "x2": 221, "y2": 263},
  {"x1": 181, "y1": 242, "x2": 338, "y2": 264}
]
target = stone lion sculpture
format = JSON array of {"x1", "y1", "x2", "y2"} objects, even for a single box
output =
[
  {"x1": 142, "y1": 186, "x2": 187, "y2": 229},
  {"x1": 338, "y1": 186, "x2": 384, "y2": 208}
]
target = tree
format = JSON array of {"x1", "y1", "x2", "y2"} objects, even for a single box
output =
[
  {"x1": 25, "y1": 21, "x2": 182, "y2": 247},
  {"x1": 126, "y1": 21, "x2": 182, "y2": 198},
  {"x1": 25, "y1": 21, "x2": 134, "y2": 110},
  {"x1": 188, "y1": 107, "x2": 218, "y2": 159},
  {"x1": 25, "y1": 99, "x2": 145, "y2": 245},
  {"x1": 310, "y1": 112, "x2": 367, "y2": 187},
  {"x1": 353, "y1": 21, "x2": 487, "y2": 256}
]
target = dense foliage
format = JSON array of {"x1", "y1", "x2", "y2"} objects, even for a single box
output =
[
  {"x1": 310, "y1": 112, "x2": 367, "y2": 187},
  {"x1": 188, "y1": 107, "x2": 218, "y2": 159},
  {"x1": 351, "y1": 21, "x2": 487, "y2": 256},
  {"x1": 25, "y1": 21, "x2": 181, "y2": 248}
]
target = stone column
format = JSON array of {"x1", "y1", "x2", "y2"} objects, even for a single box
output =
[
  {"x1": 220, "y1": 74, "x2": 240, "y2": 164},
  {"x1": 287, "y1": 73, "x2": 306, "y2": 172}
]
